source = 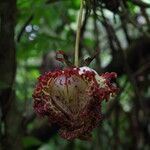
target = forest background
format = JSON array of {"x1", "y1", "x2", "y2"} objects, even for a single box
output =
[{"x1": 0, "y1": 0, "x2": 150, "y2": 150}]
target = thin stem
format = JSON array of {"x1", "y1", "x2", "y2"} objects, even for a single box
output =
[{"x1": 74, "y1": 0, "x2": 84, "y2": 67}]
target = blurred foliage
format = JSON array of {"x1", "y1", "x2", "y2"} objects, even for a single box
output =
[{"x1": 1, "y1": 0, "x2": 150, "y2": 149}]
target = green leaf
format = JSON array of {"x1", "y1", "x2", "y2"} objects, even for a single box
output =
[
  {"x1": 71, "y1": 0, "x2": 80, "y2": 9},
  {"x1": 83, "y1": 38, "x2": 96, "y2": 48},
  {"x1": 22, "y1": 136, "x2": 43, "y2": 148}
]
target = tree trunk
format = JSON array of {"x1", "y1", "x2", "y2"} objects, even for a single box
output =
[{"x1": 0, "y1": 0, "x2": 23, "y2": 149}]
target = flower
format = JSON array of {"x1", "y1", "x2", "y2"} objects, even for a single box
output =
[{"x1": 32, "y1": 66, "x2": 118, "y2": 140}]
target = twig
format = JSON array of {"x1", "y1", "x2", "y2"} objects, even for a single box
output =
[
  {"x1": 131, "y1": 0, "x2": 150, "y2": 8},
  {"x1": 119, "y1": 16, "x2": 131, "y2": 44},
  {"x1": 93, "y1": 5, "x2": 101, "y2": 72},
  {"x1": 79, "y1": 5, "x2": 90, "y2": 61},
  {"x1": 83, "y1": 50, "x2": 99, "y2": 66},
  {"x1": 100, "y1": 9, "x2": 122, "y2": 52},
  {"x1": 17, "y1": 14, "x2": 34, "y2": 42},
  {"x1": 133, "y1": 60, "x2": 150, "y2": 76},
  {"x1": 140, "y1": 7, "x2": 150, "y2": 31},
  {"x1": 99, "y1": 11, "x2": 116, "y2": 53},
  {"x1": 46, "y1": 0, "x2": 68, "y2": 4}
]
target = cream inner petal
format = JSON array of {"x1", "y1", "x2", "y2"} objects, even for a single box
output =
[{"x1": 49, "y1": 75, "x2": 92, "y2": 116}]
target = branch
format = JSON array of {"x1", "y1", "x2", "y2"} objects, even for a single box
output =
[
  {"x1": 17, "y1": 14, "x2": 34, "y2": 42},
  {"x1": 83, "y1": 50, "x2": 100, "y2": 66},
  {"x1": 46, "y1": 0, "x2": 67, "y2": 4},
  {"x1": 93, "y1": 4, "x2": 101, "y2": 72},
  {"x1": 99, "y1": 9, "x2": 122, "y2": 53},
  {"x1": 131, "y1": 0, "x2": 150, "y2": 8},
  {"x1": 133, "y1": 60, "x2": 150, "y2": 77}
]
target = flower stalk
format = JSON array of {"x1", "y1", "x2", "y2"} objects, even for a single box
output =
[{"x1": 74, "y1": 0, "x2": 84, "y2": 67}]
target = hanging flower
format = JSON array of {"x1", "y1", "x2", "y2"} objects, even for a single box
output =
[{"x1": 32, "y1": 66, "x2": 118, "y2": 140}]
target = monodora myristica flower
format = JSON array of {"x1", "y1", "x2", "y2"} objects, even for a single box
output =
[
  {"x1": 33, "y1": 0, "x2": 118, "y2": 141},
  {"x1": 32, "y1": 66, "x2": 118, "y2": 140}
]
